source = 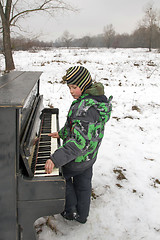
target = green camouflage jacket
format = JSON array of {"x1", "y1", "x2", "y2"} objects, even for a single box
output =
[{"x1": 51, "y1": 83, "x2": 112, "y2": 171}]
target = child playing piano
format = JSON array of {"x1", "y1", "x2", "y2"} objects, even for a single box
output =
[{"x1": 45, "y1": 66, "x2": 112, "y2": 224}]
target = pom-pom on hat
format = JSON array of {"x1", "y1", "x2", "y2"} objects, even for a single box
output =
[{"x1": 63, "y1": 66, "x2": 92, "y2": 93}]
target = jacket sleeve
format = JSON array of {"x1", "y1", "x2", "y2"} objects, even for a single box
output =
[
  {"x1": 50, "y1": 106, "x2": 99, "y2": 168},
  {"x1": 58, "y1": 121, "x2": 70, "y2": 141}
]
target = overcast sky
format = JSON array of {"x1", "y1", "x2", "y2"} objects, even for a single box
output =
[{"x1": 21, "y1": 0, "x2": 160, "y2": 42}]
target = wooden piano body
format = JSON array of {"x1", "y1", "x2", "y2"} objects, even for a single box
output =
[{"x1": 0, "y1": 71, "x2": 65, "y2": 240}]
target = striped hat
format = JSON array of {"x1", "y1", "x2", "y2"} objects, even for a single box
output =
[{"x1": 63, "y1": 66, "x2": 92, "y2": 93}]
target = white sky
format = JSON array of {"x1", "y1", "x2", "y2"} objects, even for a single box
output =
[{"x1": 19, "y1": 0, "x2": 160, "y2": 42}]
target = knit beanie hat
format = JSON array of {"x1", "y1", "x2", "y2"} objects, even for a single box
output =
[{"x1": 62, "y1": 66, "x2": 92, "y2": 93}]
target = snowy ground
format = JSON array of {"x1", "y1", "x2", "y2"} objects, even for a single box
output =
[{"x1": 0, "y1": 48, "x2": 160, "y2": 240}]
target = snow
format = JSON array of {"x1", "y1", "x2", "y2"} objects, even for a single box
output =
[{"x1": 1, "y1": 47, "x2": 160, "y2": 240}]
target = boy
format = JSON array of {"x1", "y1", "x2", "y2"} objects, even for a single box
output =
[{"x1": 45, "y1": 66, "x2": 112, "y2": 224}]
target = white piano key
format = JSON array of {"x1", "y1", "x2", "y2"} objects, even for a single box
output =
[
  {"x1": 51, "y1": 114, "x2": 58, "y2": 150},
  {"x1": 34, "y1": 168, "x2": 59, "y2": 177},
  {"x1": 51, "y1": 114, "x2": 57, "y2": 132},
  {"x1": 37, "y1": 156, "x2": 50, "y2": 159},
  {"x1": 38, "y1": 151, "x2": 50, "y2": 154},
  {"x1": 35, "y1": 170, "x2": 45, "y2": 173}
]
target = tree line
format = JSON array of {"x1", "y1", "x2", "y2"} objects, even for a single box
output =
[
  {"x1": 1, "y1": 21, "x2": 160, "y2": 52},
  {"x1": 0, "y1": 37, "x2": 53, "y2": 51},
  {"x1": 54, "y1": 25, "x2": 160, "y2": 49},
  {"x1": 0, "y1": 26, "x2": 159, "y2": 52},
  {"x1": 0, "y1": 22, "x2": 160, "y2": 51}
]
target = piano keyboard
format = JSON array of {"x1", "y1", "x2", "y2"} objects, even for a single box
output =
[{"x1": 34, "y1": 113, "x2": 59, "y2": 177}]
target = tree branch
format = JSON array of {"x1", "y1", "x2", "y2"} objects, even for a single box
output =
[
  {"x1": 0, "y1": 1, "x2": 5, "y2": 21},
  {"x1": 10, "y1": 0, "x2": 76, "y2": 24},
  {"x1": 11, "y1": 0, "x2": 19, "y2": 20}
]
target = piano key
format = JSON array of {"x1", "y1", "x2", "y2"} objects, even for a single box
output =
[
  {"x1": 35, "y1": 163, "x2": 59, "y2": 175},
  {"x1": 34, "y1": 113, "x2": 59, "y2": 177},
  {"x1": 38, "y1": 151, "x2": 50, "y2": 157},
  {"x1": 38, "y1": 146, "x2": 51, "y2": 152},
  {"x1": 34, "y1": 168, "x2": 59, "y2": 177},
  {"x1": 37, "y1": 157, "x2": 49, "y2": 161},
  {"x1": 41, "y1": 130, "x2": 50, "y2": 134},
  {"x1": 40, "y1": 135, "x2": 51, "y2": 141},
  {"x1": 36, "y1": 167, "x2": 45, "y2": 170},
  {"x1": 36, "y1": 163, "x2": 45, "y2": 166},
  {"x1": 39, "y1": 141, "x2": 51, "y2": 146},
  {"x1": 35, "y1": 169, "x2": 46, "y2": 173},
  {"x1": 36, "y1": 160, "x2": 47, "y2": 164}
]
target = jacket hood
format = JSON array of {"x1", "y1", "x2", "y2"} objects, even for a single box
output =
[
  {"x1": 76, "y1": 93, "x2": 112, "y2": 124},
  {"x1": 84, "y1": 82, "x2": 104, "y2": 96}
]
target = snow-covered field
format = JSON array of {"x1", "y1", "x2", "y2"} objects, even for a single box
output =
[{"x1": 0, "y1": 48, "x2": 160, "y2": 240}]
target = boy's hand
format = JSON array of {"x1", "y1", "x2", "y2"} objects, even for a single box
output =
[
  {"x1": 48, "y1": 132, "x2": 60, "y2": 138},
  {"x1": 45, "y1": 159, "x2": 55, "y2": 174}
]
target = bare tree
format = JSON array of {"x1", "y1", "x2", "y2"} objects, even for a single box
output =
[
  {"x1": 0, "y1": 0, "x2": 76, "y2": 71},
  {"x1": 103, "y1": 24, "x2": 116, "y2": 48},
  {"x1": 140, "y1": 2, "x2": 159, "y2": 51},
  {"x1": 82, "y1": 35, "x2": 91, "y2": 48},
  {"x1": 61, "y1": 30, "x2": 74, "y2": 48}
]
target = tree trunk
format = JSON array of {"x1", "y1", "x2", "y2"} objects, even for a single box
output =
[
  {"x1": 148, "y1": 27, "x2": 152, "y2": 52},
  {"x1": 3, "y1": 23, "x2": 15, "y2": 71},
  {"x1": 0, "y1": 1, "x2": 15, "y2": 71}
]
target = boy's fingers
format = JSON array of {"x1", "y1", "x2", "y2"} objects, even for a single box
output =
[
  {"x1": 45, "y1": 159, "x2": 54, "y2": 174},
  {"x1": 48, "y1": 133, "x2": 53, "y2": 136},
  {"x1": 48, "y1": 133, "x2": 56, "y2": 138}
]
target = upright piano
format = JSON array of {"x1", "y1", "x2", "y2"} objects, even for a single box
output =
[{"x1": 0, "y1": 71, "x2": 65, "y2": 240}]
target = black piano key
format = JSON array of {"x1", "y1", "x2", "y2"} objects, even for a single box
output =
[
  {"x1": 37, "y1": 158, "x2": 48, "y2": 164},
  {"x1": 38, "y1": 152, "x2": 50, "y2": 157},
  {"x1": 34, "y1": 171, "x2": 47, "y2": 175},
  {"x1": 43, "y1": 120, "x2": 51, "y2": 124},
  {"x1": 40, "y1": 135, "x2": 51, "y2": 141},
  {"x1": 41, "y1": 128, "x2": 51, "y2": 133},
  {"x1": 36, "y1": 165, "x2": 45, "y2": 170},
  {"x1": 39, "y1": 141, "x2": 50, "y2": 147},
  {"x1": 38, "y1": 146, "x2": 51, "y2": 152}
]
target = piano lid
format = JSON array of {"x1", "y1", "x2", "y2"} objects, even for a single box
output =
[
  {"x1": 20, "y1": 95, "x2": 43, "y2": 177},
  {"x1": 0, "y1": 71, "x2": 42, "y2": 108}
]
